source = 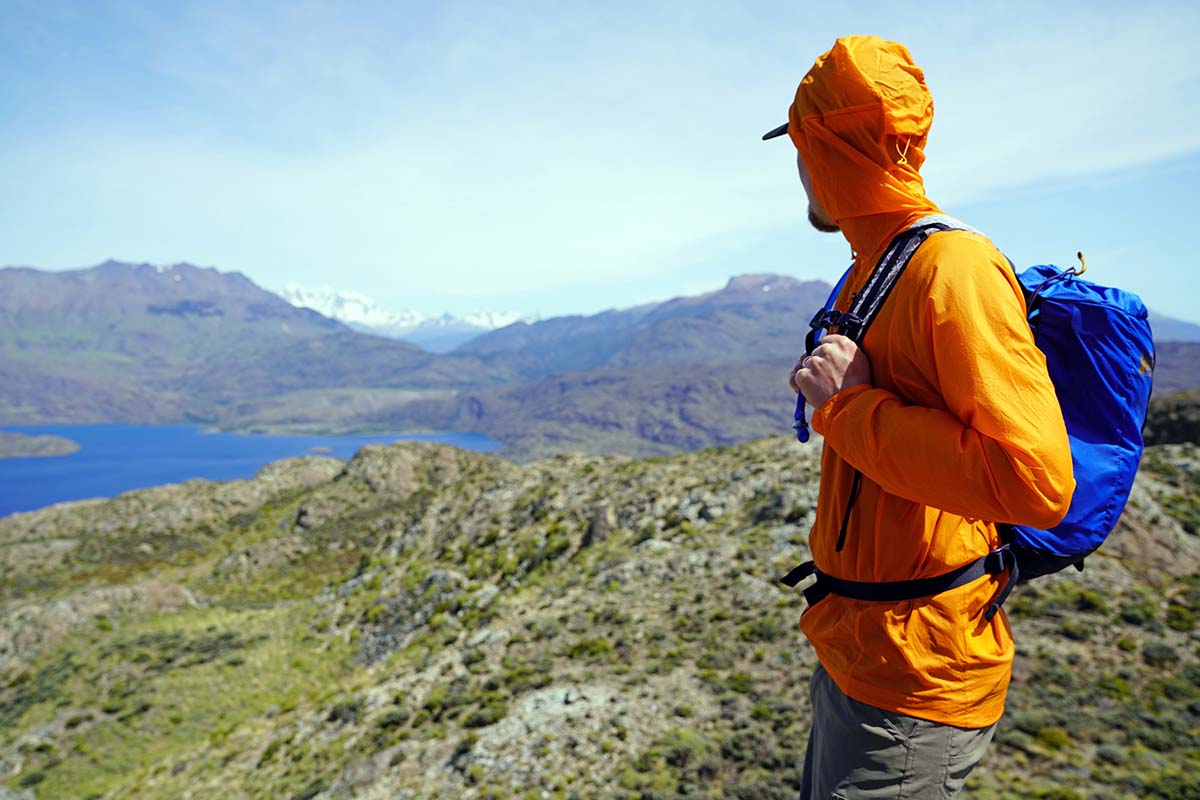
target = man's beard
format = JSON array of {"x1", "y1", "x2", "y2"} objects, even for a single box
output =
[{"x1": 808, "y1": 207, "x2": 840, "y2": 234}]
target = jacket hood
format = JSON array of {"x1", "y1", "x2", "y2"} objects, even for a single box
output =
[{"x1": 788, "y1": 36, "x2": 935, "y2": 226}]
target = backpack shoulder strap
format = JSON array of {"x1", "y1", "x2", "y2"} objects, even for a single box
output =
[
  {"x1": 793, "y1": 218, "x2": 968, "y2": 443},
  {"x1": 835, "y1": 220, "x2": 959, "y2": 344}
]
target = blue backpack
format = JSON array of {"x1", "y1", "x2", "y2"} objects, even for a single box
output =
[{"x1": 784, "y1": 219, "x2": 1155, "y2": 619}]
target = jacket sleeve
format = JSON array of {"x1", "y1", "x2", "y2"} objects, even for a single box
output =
[{"x1": 810, "y1": 237, "x2": 1075, "y2": 528}]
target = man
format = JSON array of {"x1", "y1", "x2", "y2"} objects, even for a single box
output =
[{"x1": 765, "y1": 36, "x2": 1075, "y2": 799}]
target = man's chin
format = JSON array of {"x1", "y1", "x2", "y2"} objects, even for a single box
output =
[{"x1": 808, "y1": 208, "x2": 840, "y2": 233}]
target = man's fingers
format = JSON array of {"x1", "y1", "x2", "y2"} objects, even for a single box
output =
[
  {"x1": 811, "y1": 339, "x2": 848, "y2": 360},
  {"x1": 789, "y1": 355, "x2": 812, "y2": 393},
  {"x1": 819, "y1": 333, "x2": 854, "y2": 348}
]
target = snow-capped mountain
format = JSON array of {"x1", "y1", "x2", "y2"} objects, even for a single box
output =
[{"x1": 279, "y1": 284, "x2": 536, "y2": 352}]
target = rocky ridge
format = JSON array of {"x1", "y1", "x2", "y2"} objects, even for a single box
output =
[{"x1": 0, "y1": 437, "x2": 1198, "y2": 799}]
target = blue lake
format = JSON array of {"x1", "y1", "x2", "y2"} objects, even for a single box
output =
[{"x1": 0, "y1": 424, "x2": 503, "y2": 518}]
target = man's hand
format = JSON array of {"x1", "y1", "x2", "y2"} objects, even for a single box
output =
[{"x1": 789, "y1": 334, "x2": 872, "y2": 411}]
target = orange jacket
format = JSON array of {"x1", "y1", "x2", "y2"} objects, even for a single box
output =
[{"x1": 787, "y1": 37, "x2": 1074, "y2": 727}]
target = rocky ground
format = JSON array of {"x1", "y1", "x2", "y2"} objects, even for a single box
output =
[{"x1": 0, "y1": 434, "x2": 1197, "y2": 799}]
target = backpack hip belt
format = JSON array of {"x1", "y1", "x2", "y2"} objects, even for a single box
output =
[{"x1": 780, "y1": 546, "x2": 1019, "y2": 622}]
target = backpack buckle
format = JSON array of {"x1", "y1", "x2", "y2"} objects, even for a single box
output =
[
  {"x1": 830, "y1": 311, "x2": 866, "y2": 341},
  {"x1": 809, "y1": 309, "x2": 866, "y2": 335}
]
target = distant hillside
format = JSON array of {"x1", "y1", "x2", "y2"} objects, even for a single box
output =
[
  {"x1": 360, "y1": 361, "x2": 790, "y2": 461},
  {"x1": 0, "y1": 262, "x2": 506, "y2": 425},
  {"x1": 458, "y1": 274, "x2": 831, "y2": 380},
  {"x1": 1, "y1": 437, "x2": 1197, "y2": 798},
  {"x1": 1150, "y1": 310, "x2": 1200, "y2": 342},
  {"x1": 1151, "y1": 341, "x2": 1200, "y2": 396}
]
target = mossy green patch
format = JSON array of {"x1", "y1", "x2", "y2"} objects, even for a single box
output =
[{"x1": 7, "y1": 604, "x2": 356, "y2": 799}]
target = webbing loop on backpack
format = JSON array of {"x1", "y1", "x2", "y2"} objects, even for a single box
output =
[{"x1": 779, "y1": 545, "x2": 1019, "y2": 622}]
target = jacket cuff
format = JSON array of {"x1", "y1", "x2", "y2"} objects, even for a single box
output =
[{"x1": 810, "y1": 383, "x2": 873, "y2": 437}]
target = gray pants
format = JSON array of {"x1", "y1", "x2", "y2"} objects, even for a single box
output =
[{"x1": 799, "y1": 665, "x2": 997, "y2": 800}]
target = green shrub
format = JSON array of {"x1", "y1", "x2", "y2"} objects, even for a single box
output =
[
  {"x1": 1144, "y1": 771, "x2": 1200, "y2": 799},
  {"x1": 18, "y1": 770, "x2": 46, "y2": 787},
  {"x1": 1095, "y1": 744, "x2": 1125, "y2": 765},
  {"x1": 1166, "y1": 604, "x2": 1197, "y2": 632},
  {"x1": 727, "y1": 671, "x2": 754, "y2": 694},
  {"x1": 293, "y1": 780, "x2": 327, "y2": 800},
  {"x1": 1074, "y1": 589, "x2": 1106, "y2": 613},
  {"x1": 1143, "y1": 641, "x2": 1180, "y2": 668},
  {"x1": 1035, "y1": 726, "x2": 1071, "y2": 751},
  {"x1": 327, "y1": 698, "x2": 363, "y2": 724},
  {"x1": 500, "y1": 654, "x2": 554, "y2": 691},
  {"x1": 463, "y1": 701, "x2": 508, "y2": 728},
  {"x1": 65, "y1": 713, "x2": 92, "y2": 729},
  {"x1": 422, "y1": 685, "x2": 447, "y2": 712},
  {"x1": 719, "y1": 729, "x2": 765, "y2": 766},
  {"x1": 1183, "y1": 662, "x2": 1200, "y2": 687},
  {"x1": 1155, "y1": 677, "x2": 1197, "y2": 701},
  {"x1": 1118, "y1": 597, "x2": 1159, "y2": 627},
  {"x1": 1033, "y1": 789, "x2": 1083, "y2": 800},
  {"x1": 1033, "y1": 664, "x2": 1075, "y2": 687},
  {"x1": 657, "y1": 729, "x2": 716, "y2": 768},
  {"x1": 726, "y1": 782, "x2": 795, "y2": 800},
  {"x1": 377, "y1": 707, "x2": 411, "y2": 729},
  {"x1": 1009, "y1": 709, "x2": 1055, "y2": 736},
  {"x1": 739, "y1": 617, "x2": 786, "y2": 642},
  {"x1": 568, "y1": 638, "x2": 614, "y2": 660},
  {"x1": 1096, "y1": 674, "x2": 1130, "y2": 699},
  {"x1": 1057, "y1": 618, "x2": 1092, "y2": 641},
  {"x1": 533, "y1": 621, "x2": 562, "y2": 640},
  {"x1": 258, "y1": 738, "x2": 285, "y2": 767}
]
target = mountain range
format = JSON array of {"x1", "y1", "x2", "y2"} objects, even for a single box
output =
[{"x1": 3, "y1": 261, "x2": 1199, "y2": 460}]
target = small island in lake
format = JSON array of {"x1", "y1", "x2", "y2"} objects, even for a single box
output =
[{"x1": 0, "y1": 432, "x2": 81, "y2": 458}]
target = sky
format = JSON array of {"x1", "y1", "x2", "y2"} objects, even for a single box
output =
[{"x1": 2, "y1": 0, "x2": 1199, "y2": 323}]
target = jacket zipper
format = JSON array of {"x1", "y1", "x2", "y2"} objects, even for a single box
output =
[{"x1": 835, "y1": 470, "x2": 862, "y2": 552}]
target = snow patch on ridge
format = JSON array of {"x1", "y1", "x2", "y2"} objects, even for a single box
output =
[{"x1": 278, "y1": 284, "x2": 537, "y2": 350}]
